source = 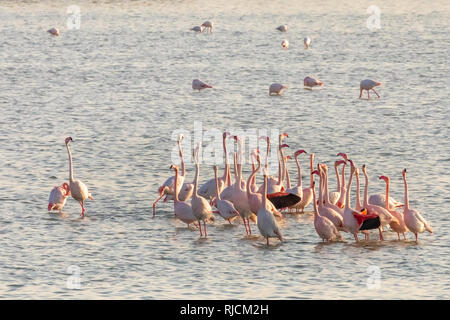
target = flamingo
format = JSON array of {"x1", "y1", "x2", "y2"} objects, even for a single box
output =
[
  {"x1": 170, "y1": 165, "x2": 197, "y2": 227},
  {"x1": 360, "y1": 79, "x2": 381, "y2": 99},
  {"x1": 402, "y1": 169, "x2": 433, "y2": 242},
  {"x1": 212, "y1": 165, "x2": 239, "y2": 223},
  {"x1": 191, "y1": 26, "x2": 203, "y2": 32},
  {"x1": 321, "y1": 164, "x2": 344, "y2": 217},
  {"x1": 259, "y1": 133, "x2": 287, "y2": 194},
  {"x1": 379, "y1": 175, "x2": 408, "y2": 240},
  {"x1": 192, "y1": 79, "x2": 213, "y2": 91},
  {"x1": 48, "y1": 182, "x2": 71, "y2": 214},
  {"x1": 247, "y1": 154, "x2": 282, "y2": 218},
  {"x1": 276, "y1": 25, "x2": 287, "y2": 32},
  {"x1": 269, "y1": 83, "x2": 287, "y2": 96},
  {"x1": 201, "y1": 21, "x2": 214, "y2": 33},
  {"x1": 312, "y1": 166, "x2": 345, "y2": 231},
  {"x1": 281, "y1": 40, "x2": 289, "y2": 49},
  {"x1": 304, "y1": 76, "x2": 323, "y2": 89},
  {"x1": 248, "y1": 149, "x2": 260, "y2": 193},
  {"x1": 335, "y1": 153, "x2": 348, "y2": 208},
  {"x1": 304, "y1": 37, "x2": 311, "y2": 49},
  {"x1": 296, "y1": 152, "x2": 315, "y2": 213},
  {"x1": 198, "y1": 132, "x2": 231, "y2": 202},
  {"x1": 65, "y1": 137, "x2": 93, "y2": 217},
  {"x1": 257, "y1": 170, "x2": 283, "y2": 245},
  {"x1": 361, "y1": 164, "x2": 398, "y2": 240},
  {"x1": 369, "y1": 193, "x2": 404, "y2": 211},
  {"x1": 191, "y1": 144, "x2": 215, "y2": 238},
  {"x1": 153, "y1": 134, "x2": 187, "y2": 217},
  {"x1": 311, "y1": 181, "x2": 342, "y2": 242},
  {"x1": 343, "y1": 160, "x2": 380, "y2": 242},
  {"x1": 48, "y1": 28, "x2": 59, "y2": 36},
  {"x1": 329, "y1": 160, "x2": 345, "y2": 205},
  {"x1": 283, "y1": 152, "x2": 303, "y2": 211}
]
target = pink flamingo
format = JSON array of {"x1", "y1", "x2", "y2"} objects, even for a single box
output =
[
  {"x1": 360, "y1": 79, "x2": 381, "y2": 99},
  {"x1": 48, "y1": 182, "x2": 71, "y2": 214},
  {"x1": 269, "y1": 83, "x2": 287, "y2": 96},
  {"x1": 192, "y1": 79, "x2": 213, "y2": 91},
  {"x1": 304, "y1": 76, "x2": 323, "y2": 89},
  {"x1": 335, "y1": 153, "x2": 348, "y2": 208},
  {"x1": 47, "y1": 28, "x2": 59, "y2": 36},
  {"x1": 402, "y1": 169, "x2": 433, "y2": 242},
  {"x1": 329, "y1": 160, "x2": 345, "y2": 205},
  {"x1": 379, "y1": 175, "x2": 408, "y2": 240},
  {"x1": 212, "y1": 165, "x2": 239, "y2": 223},
  {"x1": 296, "y1": 152, "x2": 315, "y2": 212},
  {"x1": 321, "y1": 164, "x2": 344, "y2": 217},
  {"x1": 170, "y1": 165, "x2": 197, "y2": 227},
  {"x1": 65, "y1": 137, "x2": 93, "y2": 217},
  {"x1": 311, "y1": 181, "x2": 342, "y2": 242}
]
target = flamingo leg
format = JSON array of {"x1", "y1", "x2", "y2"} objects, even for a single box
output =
[
  {"x1": 267, "y1": 237, "x2": 269, "y2": 245},
  {"x1": 359, "y1": 88, "x2": 363, "y2": 98},
  {"x1": 354, "y1": 234, "x2": 359, "y2": 242},
  {"x1": 378, "y1": 227, "x2": 384, "y2": 241},
  {"x1": 153, "y1": 193, "x2": 165, "y2": 217},
  {"x1": 79, "y1": 201, "x2": 85, "y2": 217},
  {"x1": 397, "y1": 233, "x2": 401, "y2": 240},
  {"x1": 198, "y1": 220, "x2": 203, "y2": 237},
  {"x1": 243, "y1": 218, "x2": 248, "y2": 235},
  {"x1": 367, "y1": 90, "x2": 370, "y2": 99},
  {"x1": 403, "y1": 233, "x2": 406, "y2": 240},
  {"x1": 247, "y1": 218, "x2": 252, "y2": 235},
  {"x1": 203, "y1": 221, "x2": 207, "y2": 238},
  {"x1": 372, "y1": 88, "x2": 380, "y2": 98},
  {"x1": 415, "y1": 233, "x2": 418, "y2": 242}
]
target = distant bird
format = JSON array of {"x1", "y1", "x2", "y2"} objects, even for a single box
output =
[
  {"x1": 65, "y1": 137, "x2": 93, "y2": 217},
  {"x1": 281, "y1": 40, "x2": 289, "y2": 49},
  {"x1": 276, "y1": 25, "x2": 287, "y2": 32},
  {"x1": 304, "y1": 76, "x2": 323, "y2": 88},
  {"x1": 269, "y1": 83, "x2": 287, "y2": 96},
  {"x1": 201, "y1": 21, "x2": 214, "y2": 33},
  {"x1": 48, "y1": 183, "x2": 70, "y2": 213},
  {"x1": 360, "y1": 79, "x2": 382, "y2": 99},
  {"x1": 192, "y1": 79, "x2": 213, "y2": 91},
  {"x1": 191, "y1": 26, "x2": 203, "y2": 32},
  {"x1": 304, "y1": 37, "x2": 311, "y2": 49},
  {"x1": 47, "y1": 28, "x2": 59, "y2": 36}
]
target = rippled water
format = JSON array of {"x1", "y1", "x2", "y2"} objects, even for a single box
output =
[{"x1": 0, "y1": 0, "x2": 449, "y2": 299}]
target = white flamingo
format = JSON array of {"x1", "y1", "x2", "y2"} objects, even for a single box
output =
[
  {"x1": 379, "y1": 175, "x2": 408, "y2": 240},
  {"x1": 192, "y1": 79, "x2": 213, "y2": 91},
  {"x1": 48, "y1": 182, "x2": 70, "y2": 214},
  {"x1": 311, "y1": 181, "x2": 342, "y2": 242},
  {"x1": 257, "y1": 170, "x2": 283, "y2": 245},
  {"x1": 170, "y1": 165, "x2": 197, "y2": 227},
  {"x1": 191, "y1": 144, "x2": 215, "y2": 238},
  {"x1": 212, "y1": 165, "x2": 239, "y2": 223},
  {"x1": 65, "y1": 137, "x2": 93, "y2": 217},
  {"x1": 269, "y1": 83, "x2": 287, "y2": 96},
  {"x1": 402, "y1": 169, "x2": 433, "y2": 242},
  {"x1": 201, "y1": 21, "x2": 214, "y2": 33},
  {"x1": 360, "y1": 79, "x2": 381, "y2": 99}
]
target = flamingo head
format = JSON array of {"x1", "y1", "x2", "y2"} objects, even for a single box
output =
[
  {"x1": 170, "y1": 164, "x2": 179, "y2": 172},
  {"x1": 311, "y1": 169, "x2": 320, "y2": 176},
  {"x1": 360, "y1": 208, "x2": 368, "y2": 215},
  {"x1": 402, "y1": 168, "x2": 407, "y2": 177},
  {"x1": 348, "y1": 159, "x2": 355, "y2": 169},
  {"x1": 233, "y1": 135, "x2": 241, "y2": 142},
  {"x1": 379, "y1": 175, "x2": 389, "y2": 183},
  {"x1": 61, "y1": 183, "x2": 71, "y2": 196},
  {"x1": 335, "y1": 160, "x2": 346, "y2": 166},
  {"x1": 285, "y1": 155, "x2": 292, "y2": 161},
  {"x1": 65, "y1": 137, "x2": 73, "y2": 145},
  {"x1": 361, "y1": 164, "x2": 367, "y2": 173},
  {"x1": 294, "y1": 149, "x2": 307, "y2": 157},
  {"x1": 337, "y1": 152, "x2": 348, "y2": 162},
  {"x1": 281, "y1": 132, "x2": 288, "y2": 139}
]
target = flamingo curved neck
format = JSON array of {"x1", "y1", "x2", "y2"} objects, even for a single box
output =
[
  {"x1": 385, "y1": 180, "x2": 390, "y2": 210},
  {"x1": 355, "y1": 173, "x2": 362, "y2": 208},
  {"x1": 309, "y1": 155, "x2": 314, "y2": 187},
  {"x1": 323, "y1": 170, "x2": 331, "y2": 204},
  {"x1": 295, "y1": 156, "x2": 302, "y2": 188},
  {"x1": 285, "y1": 158, "x2": 291, "y2": 189},
  {"x1": 174, "y1": 168, "x2": 179, "y2": 202},
  {"x1": 247, "y1": 159, "x2": 260, "y2": 197},
  {"x1": 222, "y1": 137, "x2": 229, "y2": 182},
  {"x1": 66, "y1": 143, "x2": 74, "y2": 183},
  {"x1": 403, "y1": 175, "x2": 410, "y2": 210},
  {"x1": 363, "y1": 170, "x2": 369, "y2": 206},
  {"x1": 312, "y1": 187, "x2": 319, "y2": 217},
  {"x1": 193, "y1": 152, "x2": 200, "y2": 197},
  {"x1": 335, "y1": 163, "x2": 341, "y2": 192},
  {"x1": 262, "y1": 175, "x2": 268, "y2": 208},
  {"x1": 177, "y1": 140, "x2": 185, "y2": 177},
  {"x1": 318, "y1": 171, "x2": 323, "y2": 206},
  {"x1": 214, "y1": 167, "x2": 221, "y2": 200},
  {"x1": 340, "y1": 164, "x2": 346, "y2": 194},
  {"x1": 345, "y1": 169, "x2": 354, "y2": 209}
]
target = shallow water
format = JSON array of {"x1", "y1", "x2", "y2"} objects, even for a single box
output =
[{"x1": 0, "y1": 0, "x2": 449, "y2": 299}]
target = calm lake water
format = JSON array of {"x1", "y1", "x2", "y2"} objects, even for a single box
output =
[{"x1": 0, "y1": 0, "x2": 449, "y2": 299}]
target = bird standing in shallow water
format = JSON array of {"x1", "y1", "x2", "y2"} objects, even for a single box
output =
[
  {"x1": 48, "y1": 183, "x2": 71, "y2": 214},
  {"x1": 360, "y1": 79, "x2": 381, "y2": 99}
]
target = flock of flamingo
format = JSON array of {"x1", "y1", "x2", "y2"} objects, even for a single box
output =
[
  {"x1": 48, "y1": 21, "x2": 382, "y2": 99},
  {"x1": 46, "y1": 21, "x2": 431, "y2": 245}
]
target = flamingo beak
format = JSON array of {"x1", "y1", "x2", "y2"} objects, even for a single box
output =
[
  {"x1": 361, "y1": 208, "x2": 368, "y2": 215},
  {"x1": 280, "y1": 144, "x2": 289, "y2": 148},
  {"x1": 311, "y1": 170, "x2": 320, "y2": 175}
]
